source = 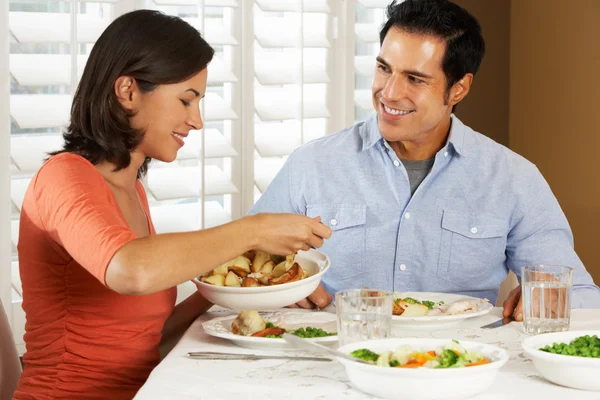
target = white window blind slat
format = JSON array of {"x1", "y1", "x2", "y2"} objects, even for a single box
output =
[
  {"x1": 10, "y1": 178, "x2": 30, "y2": 212},
  {"x1": 356, "y1": 0, "x2": 390, "y2": 8},
  {"x1": 10, "y1": 95, "x2": 71, "y2": 129},
  {"x1": 11, "y1": 134, "x2": 64, "y2": 174},
  {"x1": 255, "y1": 0, "x2": 330, "y2": 13},
  {"x1": 147, "y1": 165, "x2": 238, "y2": 201},
  {"x1": 254, "y1": 85, "x2": 329, "y2": 121},
  {"x1": 153, "y1": 0, "x2": 238, "y2": 6},
  {"x1": 254, "y1": 50, "x2": 328, "y2": 85},
  {"x1": 354, "y1": 23, "x2": 380, "y2": 43},
  {"x1": 10, "y1": 54, "x2": 88, "y2": 86},
  {"x1": 183, "y1": 18, "x2": 238, "y2": 46},
  {"x1": 9, "y1": 12, "x2": 109, "y2": 43},
  {"x1": 150, "y1": 201, "x2": 231, "y2": 234},
  {"x1": 254, "y1": 158, "x2": 285, "y2": 193},
  {"x1": 204, "y1": 92, "x2": 238, "y2": 121}
]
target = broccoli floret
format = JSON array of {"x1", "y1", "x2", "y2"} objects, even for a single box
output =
[
  {"x1": 436, "y1": 349, "x2": 459, "y2": 368},
  {"x1": 350, "y1": 348, "x2": 379, "y2": 362},
  {"x1": 421, "y1": 300, "x2": 436, "y2": 310},
  {"x1": 389, "y1": 360, "x2": 400, "y2": 367}
]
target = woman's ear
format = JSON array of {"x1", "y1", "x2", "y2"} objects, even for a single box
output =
[{"x1": 114, "y1": 76, "x2": 136, "y2": 111}]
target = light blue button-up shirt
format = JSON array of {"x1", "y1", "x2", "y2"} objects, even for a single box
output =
[{"x1": 249, "y1": 114, "x2": 600, "y2": 307}]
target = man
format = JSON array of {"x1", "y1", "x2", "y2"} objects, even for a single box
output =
[{"x1": 251, "y1": 0, "x2": 600, "y2": 318}]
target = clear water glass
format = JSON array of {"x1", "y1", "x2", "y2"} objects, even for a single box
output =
[
  {"x1": 335, "y1": 289, "x2": 393, "y2": 346},
  {"x1": 522, "y1": 265, "x2": 573, "y2": 335}
]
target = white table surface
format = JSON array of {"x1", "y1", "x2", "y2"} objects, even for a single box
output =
[{"x1": 135, "y1": 307, "x2": 600, "y2": 400}]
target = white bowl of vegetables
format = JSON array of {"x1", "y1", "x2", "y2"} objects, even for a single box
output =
[
  {"x1": 522, "y1": 330, "x2": 600, "y2": 391},
  {"x1": 337, "y1": 338, "x2": 509, "y2": 400}
]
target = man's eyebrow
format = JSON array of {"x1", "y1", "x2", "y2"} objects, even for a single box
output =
[
  {"x1": 402, "y1": 69, "x2": 433, "y2": 79},
  {"x1": 376, "y1": 56, "x2": 433, "y2": 79},
  {"x1": 376, "y1": 56, "x2": 391, "y2": 69},
  {"x1": 186, "y1": 88, "x2": 200, "y2": 97}
]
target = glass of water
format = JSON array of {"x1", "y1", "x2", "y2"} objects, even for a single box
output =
[
  {"x1": 336, "y1": 289, "x2": 393, "y2": 346},
  {"x1": 521, "y1": 265, "x2": 573, "y2": 335}
]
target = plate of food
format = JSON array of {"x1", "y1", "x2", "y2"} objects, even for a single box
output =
[
  {"x1": 337, "y1": 337, "x2": 508, "y2": 400},
  {"x1": 202, "y1": 309, "x2": 338, "y2": 350},
  {"x1": 522, "y1": 330, "x2": 600, "y2": 391},
  {"x1": 391, "y1": 292, "x2": 493, "y2": 328},
  {"x1": 194, "y1": 249, "x2": 330, "y2": 310}
]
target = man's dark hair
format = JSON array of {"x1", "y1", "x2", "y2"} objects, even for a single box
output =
[
  {"x1": 51, "y1": 10, "x2": 215, "y2": 177},
  {"x1": 380, "y1": 0, "x2": 485, "y2": 107}
]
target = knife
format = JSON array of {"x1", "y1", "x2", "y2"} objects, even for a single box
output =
[
  {"x1": 186, "y1": 352, "x2": 332, "y2": 362},
  {"x1": 480, "y1": 316, "x2": 515, "y2": 329}
]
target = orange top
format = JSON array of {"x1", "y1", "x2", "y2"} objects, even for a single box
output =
[{"x1": 13, "y1": 153, "x2": 176, "y2": 400}]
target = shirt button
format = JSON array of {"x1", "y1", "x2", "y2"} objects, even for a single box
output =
[
  {"x1": 330, "y1": 219, "x2": 338, "y2": 226},
  {"x1": 444, "y1": 151, "x2": 449, "y2": 157},
  {"x1": 393, "y1": 160, "x2": 400, "y2": 167},
  {"x1": 404, "y1": 212, "x2": 411, "y2": 219},
  {"x1": 400, "y1": 264, "x2": 407, "y2": 271},
  {"x1": 471, "y1": 227, "x2": 478, "y2": 234}
]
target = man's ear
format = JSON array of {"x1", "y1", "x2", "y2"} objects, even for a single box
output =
[
  {"x1": 448, "y1": 73, "x2": 473, "y2": 107},
  {"x1": 114, "y1": 76, "x2": 136, "y2": 111}
]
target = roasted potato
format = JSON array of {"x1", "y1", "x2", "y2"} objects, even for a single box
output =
[
  {"x1": 251, "y1": 251, "x2": 270, "y2": 273},
  {"x1": 271, "y1": 261, "x2": 288, "y2": 278},
  {"x1": 260, "y1": 260, "x2": 275, "y2": 274},
  {"x1": 394, "y1": 299, "x2": 429, "y2": 317},
  {"x1": 241, "y1": 277, "x2": 260, "y2": 287},
  {"x1": 224, "y1": 271, "x2": 241, "y2": 287},
  {"x1": 231, "y1": 310, "x2": 265, "y2": 336},
  {"x1": 201, "y1": 274, "x2": 225, "y2": 286},
  {"x1": 269, "y1": 263, "x2": 303, "y2": 285},
  {"x1": 201, "y1": 252, "x2": 308, "y2": 287}
]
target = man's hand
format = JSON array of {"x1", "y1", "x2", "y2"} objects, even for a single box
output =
[
  {"x1": 288, "y1": 284, "x2": 333, "y2": 310},
  {"x1": 502, "y1": 285, "x2": 523, "y2": 321}
]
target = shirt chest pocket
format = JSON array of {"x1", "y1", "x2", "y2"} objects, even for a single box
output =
[
  {"x1": 306, "y1": 204, "x2": 366, "y2": 282},
  {"x1": 437, "y1": 210, "x2": 507, "y2": 284}
]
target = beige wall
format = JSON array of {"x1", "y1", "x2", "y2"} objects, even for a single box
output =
[
  {"x1": 452, "y1": 0, "x2": 511, "y2": 146},
  {"x1": 509, "y1": 0, "x2": 600, "y2": 283}
]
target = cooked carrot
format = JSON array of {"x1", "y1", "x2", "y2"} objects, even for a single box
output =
[
  {"x1": 466, "y1": 358, "x2": 489, "y2": 367},
  {"x1": 399, "y1": 362, "x2": 423, "y2": 368},
  {"x1": 397, "y1": 359, "x2": 426, "y2": 368},
  {"x1": 426, "y1": 351, "x2": 436, "y2": 357}
]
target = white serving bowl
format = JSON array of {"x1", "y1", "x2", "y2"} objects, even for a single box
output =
[
  {"x1": 522, "y1": 330, "x2": 600, "y2": 391},
  {"x1": 194, "y1": 249, "x2": 330, "y2": 310},
  {"x1": 337, "y1": 338, "x2": 509, "y2": 400}
]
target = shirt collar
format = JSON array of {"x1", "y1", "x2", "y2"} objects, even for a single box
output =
[{"x1": 360, "y1": 113, "x2": 469, "y2": 158}]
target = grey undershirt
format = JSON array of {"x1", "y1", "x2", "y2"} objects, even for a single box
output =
[{"x1": 401, "y1": 158, "x2": 435, "y2": 195}]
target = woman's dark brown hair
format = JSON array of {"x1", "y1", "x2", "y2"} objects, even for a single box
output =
[{"x1": 52, "y1": 10, "x2": 214, "y2": 177}]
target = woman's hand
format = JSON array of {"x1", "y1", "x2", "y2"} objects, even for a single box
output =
[{"x1": 246, "y1": 213, "x2": 332, "y2": 255}]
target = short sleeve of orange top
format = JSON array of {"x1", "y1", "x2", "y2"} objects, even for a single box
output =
[{"x1": 13, "y1": 153, "x2": 177, "y2": 400}]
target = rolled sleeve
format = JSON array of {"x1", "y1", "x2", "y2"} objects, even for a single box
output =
[{"x1": 506, "y1": 167, "x2": 600, "y2": 308}]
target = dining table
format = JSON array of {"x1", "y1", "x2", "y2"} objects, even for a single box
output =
[{"x1": 134, "y1": 307, "x2": 600, "y2": 400}]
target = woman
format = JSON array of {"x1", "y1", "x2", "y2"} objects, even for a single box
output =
[{"x1": 13, "y1": 10, "x2": 331, "y2": 400}]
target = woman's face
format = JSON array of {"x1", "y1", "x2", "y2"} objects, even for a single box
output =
[{"x1": 130, "y1": 68, "x2": 208, "y2": 163}]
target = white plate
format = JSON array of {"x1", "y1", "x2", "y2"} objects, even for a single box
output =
[
  {"x1": 202, "y1": 310, "x2": 338, "y2": 350},
  {"x1": 522, "y1": 330, "x2": 600, "y2": 391},
  {"x1": 391, "y1": 292, "x2": 493, "y2": 329},
  {"x1": 337, "y1": 337, "x2": 508, "y2": 400},
  {"x1": 195, "y1": 249, "x2": 330, "y2": 310}
]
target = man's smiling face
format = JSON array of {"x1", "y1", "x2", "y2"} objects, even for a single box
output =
[{"x1": 372, "y1": 28, "x2": 454, "y2": 145}]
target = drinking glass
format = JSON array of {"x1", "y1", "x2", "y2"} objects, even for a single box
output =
[
  {"x1": 521, "y1": 265, "x2": 573, "y2": 335},
  {"x1": 335, "y1": 289, "x2": 393, "y2": 346}
]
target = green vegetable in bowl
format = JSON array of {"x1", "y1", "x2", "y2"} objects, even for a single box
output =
[
  {"x1": 437, "y1": 349, "x2": 459, "y2": 368},
  {"x1": 539, "y1": 335, "x2": 600, "y2": 358},
  {"x1": 350, "y1": 348, "x2": 380, "y2": 362}
]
